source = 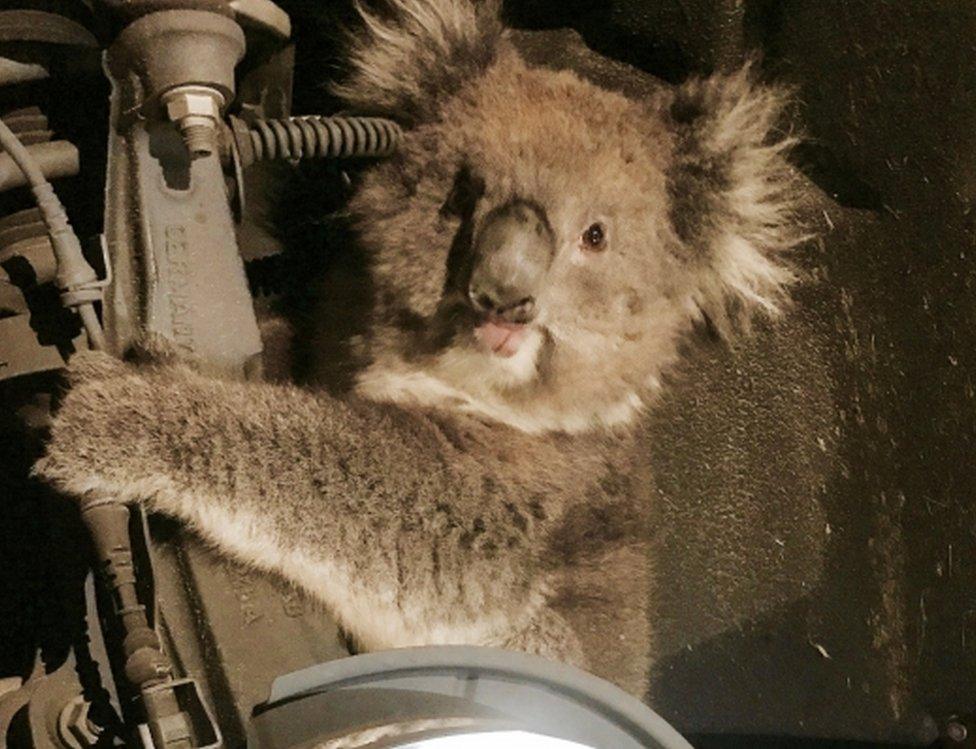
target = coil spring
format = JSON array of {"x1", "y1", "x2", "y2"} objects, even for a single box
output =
[{"x1": 247, "y1": 116, "x2": 402, "y2": 162}]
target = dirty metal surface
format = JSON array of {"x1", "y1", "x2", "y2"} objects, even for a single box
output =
[{"x1": 149, "y1": 522, "x2": 347, "y2": 748}]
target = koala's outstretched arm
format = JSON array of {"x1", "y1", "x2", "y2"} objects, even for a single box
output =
[{"x1": 34, "y1": 352, "x2": 572, "y2": 651}]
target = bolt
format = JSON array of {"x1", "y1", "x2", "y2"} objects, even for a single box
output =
[
  {"x1": 180, "y1": 122, "x2": 215, "y2": 157},
  {"x1": 161, "y1": 85, "x2": 225, "y2": 159},
  {"x1": 947, "y1": 720, "x2": 968, "y2": 743}
]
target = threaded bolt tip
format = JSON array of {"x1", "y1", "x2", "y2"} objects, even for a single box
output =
[{"x1": 181, "y1": 123, "x2": 216, "y2": 158}]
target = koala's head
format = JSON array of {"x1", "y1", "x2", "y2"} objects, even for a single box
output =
[{"x1": 325, "y1": 0, "x2": 805, "y2": 434}]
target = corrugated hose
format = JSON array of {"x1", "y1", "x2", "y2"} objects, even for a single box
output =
[{"x1": 231, "y1": 115, "x2": 402, "y2": 166}]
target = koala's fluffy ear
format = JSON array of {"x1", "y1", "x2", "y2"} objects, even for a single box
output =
[
  {"x1": 335, "y1": 0, "x2": 503, "y2": 125},
  {"x1": 667, "y1": 65, "x2": 807, "y2": 339}
]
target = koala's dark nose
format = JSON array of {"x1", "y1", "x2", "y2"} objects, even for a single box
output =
[{"x1": 468, "y1": 200, "x2": 553, "y2": 323}]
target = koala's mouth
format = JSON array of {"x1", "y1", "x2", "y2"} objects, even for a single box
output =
[
  {"x1": 433, "y1": 290, "x2": 542, "y2": 361},
  {"x1": 473, "y1": 318, "x2": 528, "y2": 358}
]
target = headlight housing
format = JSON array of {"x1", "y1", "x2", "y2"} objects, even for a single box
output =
[{"x1": 248, "y1": 646, "x2": 692, "y2": 749}]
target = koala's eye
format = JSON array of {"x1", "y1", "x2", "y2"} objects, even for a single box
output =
[{"x1": 581, "y1": 222, "x2": 607, "y2": 252}]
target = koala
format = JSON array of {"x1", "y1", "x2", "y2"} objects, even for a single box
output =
[{"x1": 34, "y1": 0, "x2": 805, "y2": 699}]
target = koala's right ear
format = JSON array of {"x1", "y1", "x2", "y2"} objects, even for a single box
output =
[
  {"x1": 665, "y1": 64, "x2": 807, "y2": 340},
  {"x1": 334, "y1": 0, "x2": 503, "y2": 126}
]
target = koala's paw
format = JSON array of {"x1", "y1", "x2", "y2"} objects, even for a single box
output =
[{"x1": 35, "y1": 349, "x2": 160, "y2": 500}]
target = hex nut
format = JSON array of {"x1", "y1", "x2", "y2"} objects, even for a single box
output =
[
  {"x1": 163, "y1": 86, "x2": 223, "y2": 122},
  {"x1": 162, "y1": 85, "x2": 226, "y2": 157}
]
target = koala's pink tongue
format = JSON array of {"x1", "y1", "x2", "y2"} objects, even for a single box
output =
[{"x1": 475, "y1": 320, "x2": 527, "y2": 358}]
